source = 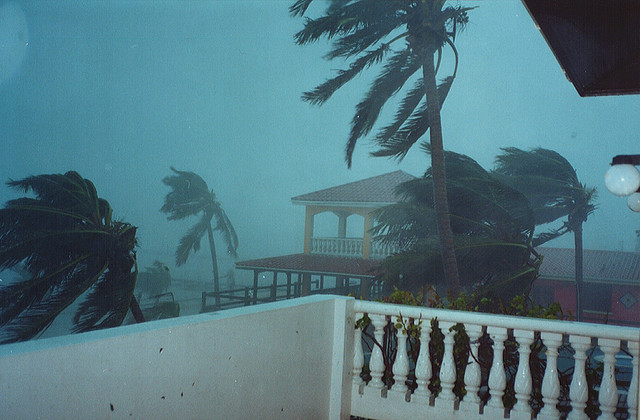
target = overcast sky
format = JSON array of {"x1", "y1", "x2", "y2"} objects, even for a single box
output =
[{"x1": 1, "y1": 0, "x2": 640, "y2": 284}]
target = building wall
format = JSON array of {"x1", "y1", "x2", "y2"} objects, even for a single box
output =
[
  {"x1": 0, "y1": 295, "x2": 355, "y2": 420},
  {"x1": 532, "y1": 278, "x2": 640, "y2": 327}
]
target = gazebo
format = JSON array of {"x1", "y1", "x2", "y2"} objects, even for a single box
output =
[{"x1": 235, "y1": 170, "x2": 415, "y2": 300}]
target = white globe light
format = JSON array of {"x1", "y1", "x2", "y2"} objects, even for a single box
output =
[
  {"x1": 604, "y1": 164, "x2": 640, "y2": 196},
  {"x1": 628, "y1": 192, "x2": 640, "y2": 212}
]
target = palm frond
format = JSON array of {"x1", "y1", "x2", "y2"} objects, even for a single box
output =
[
  {"x1": 175, "y1": 214, "x2": 210, "y2": 266},
  {"x1": 302, "y1": 43, "x2": 390, "y2": 105},
  {"x1": 371, "y1": 76, "x2": 454, "y2": 161},
  {"x1": 161, "y1": 167, "x2": 212, "y2": 220},
  {"x1": 346, "y1": 48, "x2": 421, "y2": 166},
  {"x1": 211, "y1": 205, "x2": 239, "y2": 258}
]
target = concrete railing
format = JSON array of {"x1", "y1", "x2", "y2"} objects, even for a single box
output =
[
  {"x1": 311, "y1": 237, "x2": 399, "y2": 259},
  {"x1": 1, "y1": 296, "x2": 638, "y2": 419},
  {"x1": 351, "y1": 300, "x2": 640, "y2": 420}
]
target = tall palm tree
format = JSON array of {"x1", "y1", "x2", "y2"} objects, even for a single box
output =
[
  {"x1": 494, "y1": 148, "x2": 597, "y2": 321},
  {"x1": 161, "y1": 167, "x2": 238, "y2": 305},
  {"x1": 0, "y1": 171, "x2": 143, "y2": 344},
  {"x1": 290, "y1": 0, "x2": 474, "y2": 295},
  {"x1": 373, "y1": 148, "x2": 544, "y2": 300}
]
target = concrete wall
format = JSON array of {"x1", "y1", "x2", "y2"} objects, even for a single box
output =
[{"x1": 0, "y1": 295, "x2": 354, "y2": 420}]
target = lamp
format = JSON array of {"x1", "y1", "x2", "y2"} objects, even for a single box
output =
[{"x1": 604, "y1": 155, "x2": 640, "y2": 197}]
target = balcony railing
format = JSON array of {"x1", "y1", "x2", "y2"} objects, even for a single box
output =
[
  {"x1": 351, "y1": 300, "x2": 640, "y2": 420},
  {"x1": 311, "y1": 237, "x2": 398, "y2": 259},
  {"x1": 1, "y1": 296, "x2": 638, "y2": 419}
]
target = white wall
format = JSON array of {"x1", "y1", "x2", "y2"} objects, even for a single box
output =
[{"x1": 0, "y1": 295, "x2": 354, "y2": 420}]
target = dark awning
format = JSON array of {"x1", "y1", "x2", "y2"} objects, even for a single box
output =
[{"x1": 521, "y1": 0, "x2": 640, "y2": 96}]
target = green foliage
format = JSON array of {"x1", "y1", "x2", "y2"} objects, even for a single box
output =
[
  {"x1": 0, "y1": 171, "x2": 139, "y2": 343},
  {"x1": 373, "y1": 149, "x2": 542, "y2": 298}
]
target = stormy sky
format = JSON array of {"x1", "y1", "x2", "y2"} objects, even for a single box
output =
[{"x1": 1, "y1": 0, "x2": 639, "y2": 285}]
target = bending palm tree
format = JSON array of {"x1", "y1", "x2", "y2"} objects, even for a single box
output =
[
  {"x1": 0, "y1": 171, "x2": 143, "y2": 344},
  {"x1": 494, "y1": 148, "x2": 597, "y2": 321},
  {"x1": 291, "y1": 0, "x2": 474, "y2": 295},
  {"x1": 161, "y1": 167, "x2": 238, "y2": 306},
  {"x1": 373, "y1": 148, "x2": 544, "y2": 300}
]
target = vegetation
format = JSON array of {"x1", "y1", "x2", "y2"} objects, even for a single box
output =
[
  {"x1": 161, "y1": 167, "x2": 238, "y2": 305},
  {"x1": 494, "y1": 148, "x2": 597, "y2": 321},
  {"x1": 372, "y1": 148, "x2": 555, "y2": 300},
  {"x1": 135, "y1": 260, "x2": 171, "y2": 297},
  {"x1": 0, "y1": 171, "x2": 143, "y2": 344},
  {"x1": 291, "y1": 0, "x2": 476, "y2": 295}
]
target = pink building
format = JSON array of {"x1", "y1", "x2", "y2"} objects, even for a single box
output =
[{"x1": 533, "y1": 247, "x2": 640, "y2": 327}]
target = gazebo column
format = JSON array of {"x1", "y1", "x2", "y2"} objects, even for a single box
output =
[
  {"x1": 336, "y1": 212, "x2": 348, "y2": 238},
  {"x1": 303, "y1": 207, "x2": 316, "y2": 254},
  {"x1": 362, "y1": 212, "x2": 373, "y2": 259}
]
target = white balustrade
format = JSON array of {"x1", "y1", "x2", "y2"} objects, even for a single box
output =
[
  {"x1": 350, "y1": 300, "x2": 640, "y2": 420},
  {"x1": 460, "y1": 324, "x2": 482, "y2": 414},
  {"x1": 598, "y1": 338, "x2": 620, "y2": 420},
  {"x1": 437, "y1": 321, "x2": 457, "y2": 406},
  {"x1": 368, "y1": 314, "x2": 387, "y2": 390},
  {"x1": 310, "y1": 237, "x2": 400, "y2": 259},
  {"x1": 486, "y1": 326, "x2": 508, "y2": 414},
  {"x1": 512, "y1": 329, "x2": 534, "y2": 418},
  {"x1": 391, "y1": 316, "x2": 409, "y2": 395},
  {"x1": 413, "y1": 320, "x2": 432, "y2": 401},
  {"x1": 352, "y1": 312, "x2": 364, "y2": 388},
  {"x1": 567, "y1": 335, "x2": 590, "y2": 420}
]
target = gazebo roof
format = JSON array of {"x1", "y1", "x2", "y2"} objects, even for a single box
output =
[
  {"x1": 291, "y1": 170, "x2": 415, "y2": 207},
  {"x1": 521, "y1": 0, "x2": 640, "y2": 96},
  {"x1": 235, "y1": 253, "x2": 381, "y2": 278}
]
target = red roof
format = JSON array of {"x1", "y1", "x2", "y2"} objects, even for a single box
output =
[
  {"x1": 538, "y1": 247, "x2": 640, "y2": 284},
  {"x1": 235, "y1": 253, "x2": 381, "y2": 278},
  {"x1": 291, "y1": 170, "x2": 415, "y2": 205}
]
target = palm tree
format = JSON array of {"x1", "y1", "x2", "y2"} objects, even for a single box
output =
[
  {"x1": 373, "y1": 148, "x2": 545, "y2": 300},
  {"x1": 494, "y1": 148, "x2": 597, "y2": 321},
  {"x1": 161, "y1": 167, "x2": 238, "y2": 306},
  {"x1": 0, "y1": 171, "x2": 144, "y2": 344},
  {"x1": 290, "y1": 0, "x2": 474, "y2": 295}
]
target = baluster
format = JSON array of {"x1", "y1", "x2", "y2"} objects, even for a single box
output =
[
  {"x1": 391, "y1": 316, "x2": 409, "y2": 393},
  {"x1": 368, "y1": 314, "x2": 387, "y2": 390},
  {"x1": 628, "y1": 340, "x2": 639, "y2": 420},
  {"x1": 539, "y1": 332, "x2": 563, "y2": 419},
  {"x1": 567, "y1": 335, "x2": 590, "y2": 420},
  {"x1": 460, "y1": 324, "x2": 483, "y2": 412},
  {"x1": 413, "y1": 320, "x2": 432, "y2": 400},
  {"x1": 598, "y1": 338, "x2": 620, "y2": 420},
  {"x1": 352, "y1": 314, "x2": 364, "y2": 387},
  {"x1": 512, "y1": 329, "x2": 534, "y2": 417},
  {"x1": 486, "y1": 326, "x2": 508, "y2": 411},
  {"x1": 437, "y1": 321, "x2": 457, "y2": 403}
]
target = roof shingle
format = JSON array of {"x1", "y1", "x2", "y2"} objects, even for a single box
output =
[{"x1": 538, "y1": 247, "x2": 640, "y2": 283}]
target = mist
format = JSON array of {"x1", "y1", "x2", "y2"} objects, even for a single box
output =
[{"x1": 1, "y1": 0, "x2": 639, "y2": 290}]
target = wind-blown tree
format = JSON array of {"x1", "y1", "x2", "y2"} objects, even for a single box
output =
[
  {"x1": 373, "y1": 148, "x2": 555, "y2": 300},
  {"x1": 161, "y1": 167, "x2": 238, "y2": 305},
  {"x1": 494, "y1": 148, "x2": 597, "y2": 321},
  {"x1": 291, "y1": 0, "x2": 474, "y2": 295},
  {"x1": 0, "y1": 171, "x2": 144, "y2": 344}
]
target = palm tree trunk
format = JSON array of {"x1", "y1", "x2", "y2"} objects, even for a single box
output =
[
  {"x1": 422, "y1": 48, "x2": 461, "y2": 296},
  {"x1": 574, "y1": 224, "x2": 584, "y2": 322},
  {"x1": 129, "y1": 296, "x2": 145, "y2": 323},
  {"x1": 207, "y1": 223, "x2": 221, "y2": 307}
]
